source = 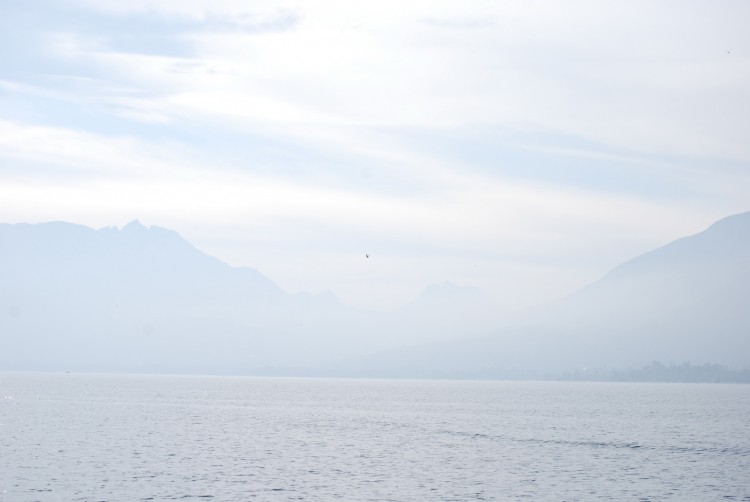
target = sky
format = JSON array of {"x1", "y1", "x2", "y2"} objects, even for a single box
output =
[{"x1": 1, "y1": 0, "x2": 749, "y2": 311}]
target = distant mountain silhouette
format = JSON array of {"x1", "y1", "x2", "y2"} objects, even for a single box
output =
[
  {"x1": 402, "y1": 281, "x2": 493, "y2": 315},
  {"x1": 348, "y1": 211, "x2": 750, "y2": 378},
  {"x1": 535, "y1": 210, "x2": 750, "y2": 368},
  {"x1": 0, "y1": 221, "x2": 350, "y2": 373},
  {"x1": 0, "y1": 221, "x2": 493, "y2": 374},
  {"x1": 3, "y1": 213, "x2": 748, "y2": 378}
]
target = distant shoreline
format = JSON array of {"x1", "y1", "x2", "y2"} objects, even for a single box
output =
[{"x1": 2, "y1": 361, "x2": 749, "y2": 384}]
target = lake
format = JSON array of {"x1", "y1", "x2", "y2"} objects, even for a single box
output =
[{"x1": 1, "y1": 373, "x2": 749, "y2": 501}]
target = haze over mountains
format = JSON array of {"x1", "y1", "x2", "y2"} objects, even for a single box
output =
[
  {"x1": 355, "y1": 211, "x2": 750, "y2": 378},
  {"x1": 1, "y1": 212, "x2": 749, "y2": 378},
  {"x1": 0, "y1": 220, "x2": 495, "y2": 374}
]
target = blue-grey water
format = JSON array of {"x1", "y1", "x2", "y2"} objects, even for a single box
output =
[{"x1": 1, "y1": 374, "x2": 749, "y2": 501}]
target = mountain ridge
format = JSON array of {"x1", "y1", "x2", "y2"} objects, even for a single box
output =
[
  {"x1": 339, "y1": 211, "x2": 750, "y2": 378},
  {"x1": 0, "y1": 219, "x2": 493, "y2": 374},
  {"x1": 2, "y1": 212, "x2": 748, "y2": 377}
]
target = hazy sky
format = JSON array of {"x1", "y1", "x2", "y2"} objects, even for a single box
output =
[{"x1": 1, "y1": 0, "x2": 749, "y2": 310}]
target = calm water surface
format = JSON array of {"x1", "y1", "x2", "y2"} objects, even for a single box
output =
[{"x1": 1, "y1": 373, "x2": 749, "y2": 501}]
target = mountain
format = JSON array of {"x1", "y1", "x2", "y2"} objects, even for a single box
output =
[
  {"x1": 0, "y1": 220, "x2": 492, "y2": 374},
  {"x1": 399, "y1": 281, "x2": 494, "y2": 319},
  {"x1": 346, "y1": 211, "x2": 750, "y2": 378},
  {"x1": 366, "y1": 281, "x2": 497, "y2": 347},
  {"x1": 4, "y1": 212, "x2": 747, "y2": 378},
  {"x1": 0, "y1": 221, "x2": 349, "y2": 373}
]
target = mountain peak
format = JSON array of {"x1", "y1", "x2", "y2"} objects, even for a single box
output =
[
  {"x1": 421, "y1": 281, "x2": 483, "y2": 299},
  {"x1": 404, "y1": 281, "x2": 494, "y2": 316},
  {"x1": 122, "y1": 220, "x2": 147, "y2": 232},
  {"x1": 704, "y1": 210, "x2": 750, "y2": 235}
]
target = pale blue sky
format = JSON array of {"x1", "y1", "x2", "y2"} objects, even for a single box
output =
[{"x1": 1, "y1": 0, "x2": 749, "y2": 309}]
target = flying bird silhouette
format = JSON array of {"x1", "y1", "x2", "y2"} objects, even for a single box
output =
[{"x1": 365, "y1": 254, "x2": 369, "y2": 258}]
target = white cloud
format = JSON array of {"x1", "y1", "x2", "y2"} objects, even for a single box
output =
[
  {"x1": 2, "y1": 0, "x2": 749, "y2": 308},
  {"x1": 47, "y1": 0, "x2": 749, "y2": 163},
  {"x1": 0, "y1": 119, "x2": 195, "y2": 177}
]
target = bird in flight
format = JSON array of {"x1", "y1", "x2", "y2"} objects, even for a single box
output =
[{"x1": 365, "y1": 254, "x2": 370, "y2": 258}]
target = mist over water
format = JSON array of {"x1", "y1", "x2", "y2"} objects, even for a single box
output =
[{"x1": 2, "y1": 373, "x2": 749, "y2": 501}]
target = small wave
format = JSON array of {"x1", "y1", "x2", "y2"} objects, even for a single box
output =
[{"x1": 438, "y1": 429, "x2": 750, "y2": 457}]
